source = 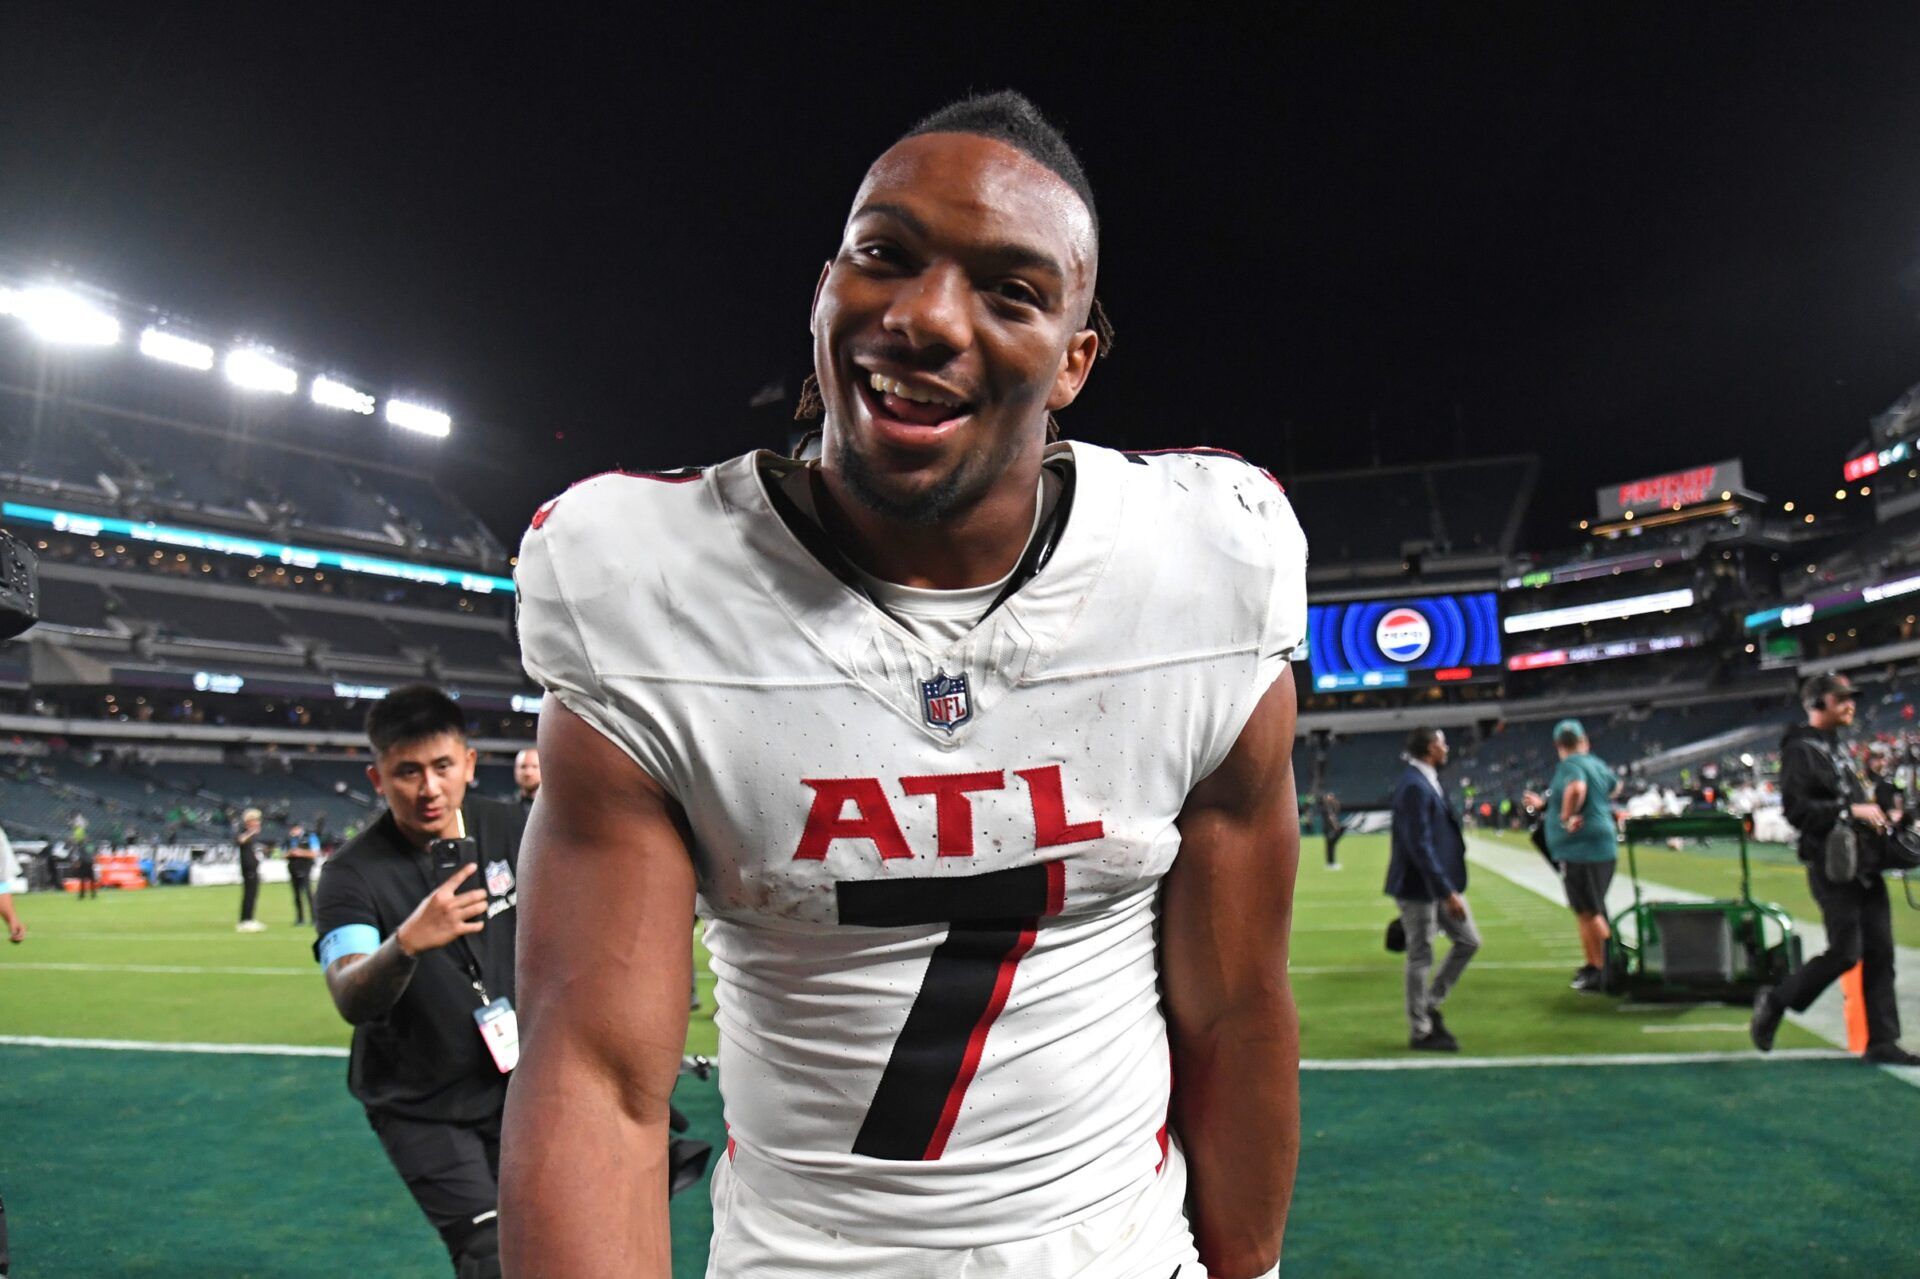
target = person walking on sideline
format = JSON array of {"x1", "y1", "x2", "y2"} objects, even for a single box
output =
[
  {"x1": 1386, "y1": 727, "x2": 1480, "y2": 1052},
  {"x1": 286, "y1": 823, "x2": 319, "y2": 926},
  {"x1": 1752, "y1": 673, "x2": 1920, "y2": 1065}
]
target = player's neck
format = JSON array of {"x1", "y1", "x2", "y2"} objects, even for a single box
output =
[{"x1": 813, "y1": 459, "x2": 1043, "y2": 590}]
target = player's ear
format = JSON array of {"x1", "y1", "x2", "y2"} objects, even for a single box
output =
[
  {"x1": 365, "y1": 763, "x2": 383, "y2": 797},
  {"x1": 1045, "y1": 326, "x2": 1100, "y2": 412},
  {"x1": 465, "y1": 746, "x2": 478, "y2": 783}
]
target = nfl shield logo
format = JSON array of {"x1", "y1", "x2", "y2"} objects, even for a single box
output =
[
  {"x1": 921, "y1": 671, "x2": 972, "y2": 732},
  {"x1": 485, "y1": 860, "x2": 515, "y2": 897}
]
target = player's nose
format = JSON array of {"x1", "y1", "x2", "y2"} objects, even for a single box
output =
[{"x1": 881, "y1": 262, "x2": 972, "y2": 361}]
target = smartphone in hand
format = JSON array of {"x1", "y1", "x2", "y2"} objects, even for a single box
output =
[{"x1": 430, "y1": 837, "x2": 482, "y2": 897}]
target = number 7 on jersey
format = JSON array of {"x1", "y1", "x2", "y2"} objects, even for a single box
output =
[{"x1": 836, "y1": 860, "x2": 1066, "y2": 1160}]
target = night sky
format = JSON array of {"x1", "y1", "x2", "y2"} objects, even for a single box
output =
[{"x1": 5, "y1": 5, "x2": 1920, "y2": 551}]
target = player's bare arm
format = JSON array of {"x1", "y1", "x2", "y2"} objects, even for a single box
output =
[
  {"x1": 1161, "y1": 669, "x2": 1302, "y2": 1278},
  {"x1": 322, "y1": 865, "x2": 488, "y2": 1024},
  {"x1": 499, "y1": 697, "x2": 697, "y2": 1279}
]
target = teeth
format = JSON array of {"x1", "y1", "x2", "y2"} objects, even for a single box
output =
[{"x1": 868, "y1": 371, "x2": 963, "y2": 409}]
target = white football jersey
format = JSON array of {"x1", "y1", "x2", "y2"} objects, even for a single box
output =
[{"x1": 516, "y1": 440, "x2": 1307, "y2": 1247}]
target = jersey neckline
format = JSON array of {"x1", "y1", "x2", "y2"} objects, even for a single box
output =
[{"x1": 712, "y1": 440, "x2": 1128, "y2": 682}]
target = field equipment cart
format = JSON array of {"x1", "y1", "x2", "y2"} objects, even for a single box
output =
[{"x1": 1605, "y1": 813, "x2": 1803, "y2": 1003}]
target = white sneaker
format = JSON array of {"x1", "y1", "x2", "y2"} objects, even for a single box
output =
[{"x1": 237, "y1": 919, "x2": 267, "y2": 932}]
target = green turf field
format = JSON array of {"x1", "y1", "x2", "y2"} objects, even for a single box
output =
[{"x1": 3, "y1": 834, "x2": 1915, "y2": 1275}]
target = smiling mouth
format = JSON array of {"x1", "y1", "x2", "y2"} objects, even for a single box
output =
[{"x1": 856, "y1": 369, "x2": 975, "y2": 433}]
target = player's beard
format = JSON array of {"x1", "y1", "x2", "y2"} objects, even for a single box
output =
[{"x1": 830, "y1": 426, "x2": 999, "y2": 527}]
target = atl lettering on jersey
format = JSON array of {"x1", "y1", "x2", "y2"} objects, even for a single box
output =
[{"x1": 515, "y1": 441, "x2": 1307, "y2": 1247}]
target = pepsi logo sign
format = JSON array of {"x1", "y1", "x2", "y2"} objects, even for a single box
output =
[{"x1": 1375, "y1": 607, "x2": 1433, "y2": 663}]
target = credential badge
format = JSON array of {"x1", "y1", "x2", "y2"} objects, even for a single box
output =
[{"x1": 921, "y1": 670, "x2": 972, "y2": 732}]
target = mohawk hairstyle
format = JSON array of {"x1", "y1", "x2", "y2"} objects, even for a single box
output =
[
  {"x1": 903, "y1": 89, "x2": 1100, "y2": 240},
  {"x1": 795, "y1": 89, "x2": 1114, "y2": 439}
]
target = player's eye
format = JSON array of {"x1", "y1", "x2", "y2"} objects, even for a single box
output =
[
  {"x1": 852, "y1": 242, "x2": 907, "y2": 268},
  {"x1": 993, "y1": 279, "x2": 1042, "y2": 307}
]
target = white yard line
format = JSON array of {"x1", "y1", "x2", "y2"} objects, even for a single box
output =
[
  {"x1": 1303, "y1": 1048, "x2": 1847, "y2": 1071},
  {"x1": 1468, "y1": 835, "x2": 1920, "y2": 1088},
  {"x1": 0, "y1": 961, "x2": 310, "y2": 977},
  {"x1": 0, "y1": 1034, "x2": 345, "y2": 1057}
]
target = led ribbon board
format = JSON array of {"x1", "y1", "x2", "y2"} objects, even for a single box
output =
[
  {"x1": 1506, "y1": 633, "x2": 1696, "y2": 671},
  {"x1": 1503, "y1": 550, "x2": 1674, "y2": 590},
  {"x1": 1501, "y1": 587, "x2": 1695, "y2": 635},
  {"x1": 1744, "y1": 570, "x2": 1920, "y2": 633},
  {"x1": 1844, "y1": 441, "x2": 1911, "y2": 484},
  {"x1": 1307, "y1": 592, "x2": 1502, "y2": 692},
  {"x1": 1, "y1": 501, "x2": 514, "y2": 595}
]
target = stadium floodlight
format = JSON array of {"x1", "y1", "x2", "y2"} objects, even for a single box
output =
[
  {"x1": 224, "y1": 347, "x2": 297, "y2": 394},
  {"x1": 311, "y1": 375, "x2": 375, "y2": 414},
  {"x1": 139, "y1": 327, "x2": 215, "y2": 371},
  {"x1": 4, "y1": 284, "x2": 121, "y2": 346},
  {"x1": 386, "y1": 398, "x2": 451, "y2": 437}
]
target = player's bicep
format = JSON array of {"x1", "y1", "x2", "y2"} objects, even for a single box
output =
[
  {"x1": 1162, "y1": 670, "x2": 1300, "y2": 1034},
  {"x1": 516, "y1": 696, "x2": 696, "y2": 1117}
]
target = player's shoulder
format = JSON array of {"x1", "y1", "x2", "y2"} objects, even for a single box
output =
[
  {"x1": 524, "y1": 460, "x2": 719, "y2": 545},
  {"x1": 516, "y1": 454, "x2": 745, "y2": 612},
  {"x1": 1090, "y1": 442, "x2": 1303, "y2": 562}
]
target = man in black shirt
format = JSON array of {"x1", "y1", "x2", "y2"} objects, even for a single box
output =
[
  {"x1": 511, "y1": 748, "x2": 540, "y2": 808},
  {"x1": 314, "y1": 685, "x2": 527, "y2": 1278},
  {"x1": 1752, "y1": 673, "x2": 1920, "y2": 1066},
  {"x1": 235, "y1": 808, "x2": 265, "y2": 932}
]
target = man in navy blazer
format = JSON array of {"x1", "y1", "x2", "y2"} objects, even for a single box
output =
[{"x1": 1386, "y1": 726, "x2": 1481, "y2": 1051}]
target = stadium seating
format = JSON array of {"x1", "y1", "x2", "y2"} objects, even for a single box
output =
[
  {"x1": 113, "y1": 585, "x2": 292, "y2": 648},
  {"x1": 0, "y1": 410, "x2": 117, "y2": 495},
  {"x1": 1286, "y1": 471, "x2": 1429, "y2": 563},
  {"x1": 33, "y1": 576, "x2": 120, "y2": 630},
  {"x1": 386, "y1": 618, "x2": 518, "y2": 672},
  {"x1": 355, "y1": 468, "x2": 490, "y2": 553},
  {"x1": 271, "y1": 604, "x2": 410, "y2": 659},
  {"x1": 1430, "y1": 457, "x2": 1533, "y2": 553},
  {"x1": 1287, "y1": 455, "x2": 1536, "y2": 567}
]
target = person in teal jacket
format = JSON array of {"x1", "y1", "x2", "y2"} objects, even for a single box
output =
[{"x1": 1525, "y1": 719, "x2": 1621, "y2": 992}]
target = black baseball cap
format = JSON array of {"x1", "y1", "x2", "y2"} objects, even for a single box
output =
[{"x1": 1801, "y1": 672, "x2": 1856, "y2": 707}]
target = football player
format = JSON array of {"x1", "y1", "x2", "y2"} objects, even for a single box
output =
[{"x1": 502, "y1": 90, "x2": 1307, "y2": 1279}]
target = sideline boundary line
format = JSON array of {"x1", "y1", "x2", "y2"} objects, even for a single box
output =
[
  {"x1": 1, "y1": 961, "x2": 310, "y2": 976},
  {"x1": 0, "y1": 1035, "x2": 1859, "y2": 1073},
  {"x1": 0, "y1": 1034, "x2": 346, "y2": 1058},
  {"x1": 1303, "y1": 1048, "x2": 1847, "y2": 1071}
]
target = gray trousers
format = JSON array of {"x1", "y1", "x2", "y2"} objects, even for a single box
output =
[{"x1": 1397, "y1": 897, "x2": 1482, "y2": 1037}]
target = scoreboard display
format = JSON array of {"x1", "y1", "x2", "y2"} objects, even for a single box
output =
[{"x1": 1305, "y1": 592, "x2": 1503, "y2": 692}]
